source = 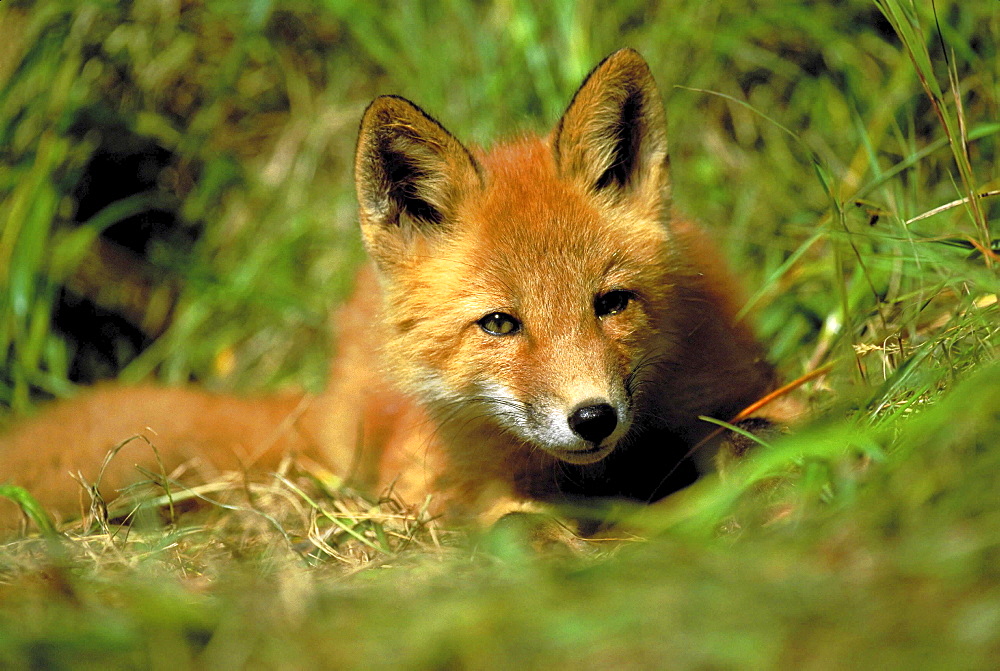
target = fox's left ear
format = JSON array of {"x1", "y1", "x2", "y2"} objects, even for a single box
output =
[
  {"x1": 355, "y1": 95, "x2": 481, "y2": 271},
  {"x1": 552, "y1": 49, "x2": 670, "y2": 206}
]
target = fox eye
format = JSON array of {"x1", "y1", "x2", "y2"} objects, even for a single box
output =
[
  {"x1": 478, "y1": 312, "x2": 521, "y2": 336},
  {"x1": 595, "y1": 290, "x2": 633, "y2": 318}
]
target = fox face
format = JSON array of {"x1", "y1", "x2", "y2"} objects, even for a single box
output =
[
  {"x1": 352, "y1": 48, "x2": 776, "y2": 504},
  {"x1": 354, "y1": 49, "x2": 689, "y2": 468},
  {"x1": 388, "y1": 144, "x2": 672, "y2": 465}
]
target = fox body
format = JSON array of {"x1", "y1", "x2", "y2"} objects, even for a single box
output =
[{"x1": 0, "y1": 49, "x2": 778, "y2": 529}]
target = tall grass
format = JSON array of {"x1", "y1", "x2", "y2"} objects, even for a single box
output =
[{"x1": 0, "y1": 0, "x2": 998, "y2": 667}]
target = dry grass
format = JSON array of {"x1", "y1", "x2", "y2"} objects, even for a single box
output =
[{"x1": 4, "y1": 450, "x2": 456, "y2": 582}]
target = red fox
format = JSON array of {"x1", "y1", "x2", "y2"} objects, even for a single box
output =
[{"x1": 0, "y1": 49, "x2": 784, "y2": 531}]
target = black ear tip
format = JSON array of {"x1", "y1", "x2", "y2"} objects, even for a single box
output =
[
  {"x1": 610, "y1": 47, "x2": 644, "y2": 60},
  {"x1": 362, "y1": 95, "x2": 419, "y2": 125},
  {"x1": 601, "y1": 48, "x2": 650, "y2": 71}
]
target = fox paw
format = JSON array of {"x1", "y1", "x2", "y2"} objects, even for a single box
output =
[
  {"x1": 714, "y1": 416, "x2": 789, "y2": 471},
  {"x1": 480, "y1": 510, "x2": 592, "y2": 557}
]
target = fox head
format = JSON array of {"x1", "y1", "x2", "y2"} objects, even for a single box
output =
[{"x1": 354, "y1": 49, "x2": 688, "y2": 466}]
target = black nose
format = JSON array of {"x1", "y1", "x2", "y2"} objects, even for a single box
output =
[{"x1": 568, "y1": 403, "x2": 618, "y2": 444}]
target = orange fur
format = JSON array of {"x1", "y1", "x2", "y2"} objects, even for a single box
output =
[{"x1": 1, "y1": 49, "x2": 779, "y2": 531}]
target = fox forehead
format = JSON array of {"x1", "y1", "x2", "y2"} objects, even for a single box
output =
[{"x1": 439, "y1": 137, "x2": 672, "y2": 307}]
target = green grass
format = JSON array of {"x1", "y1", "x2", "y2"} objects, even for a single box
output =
[{"x1": 0, "y1": 0, "x2": 998, "y2": 668}]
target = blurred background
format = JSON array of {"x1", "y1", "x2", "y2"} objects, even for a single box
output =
[{"x1": 1, "y1": 0, "x2": 996, "y2": 417}]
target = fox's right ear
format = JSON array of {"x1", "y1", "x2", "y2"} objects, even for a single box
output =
[
  {"x1": 552, "y1": 49, "x2": 670, "y2": 208},
  {"x1": 355, "y1": 95, "x2": 481, "y2": 268}
]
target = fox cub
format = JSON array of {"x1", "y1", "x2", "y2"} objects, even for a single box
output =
[{"x1": 0, "y1": 49, "x2": 783, "y2": 530}]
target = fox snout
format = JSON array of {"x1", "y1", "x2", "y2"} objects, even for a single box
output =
[
  {"x1": 474, "y1": 379, "x2": 630, "y2": 464},
  {"x1": 568, "y1": 401, "x2": 618, "y2": 444},
  {"x1": 530, "y1": 391, "x2": 630, "y2": 465}
]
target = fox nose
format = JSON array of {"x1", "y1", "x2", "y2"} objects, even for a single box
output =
[{"x1": 568, "y1": 403, "x2": 618, "y2": 444}]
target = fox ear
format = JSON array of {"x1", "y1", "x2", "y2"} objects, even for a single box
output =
[
  {"x1": 552, "y1": 49, "x2": 669, "y2": 204},
  {"x1": 355, "y1": 95, "x2": 480, "y2": 265}
]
